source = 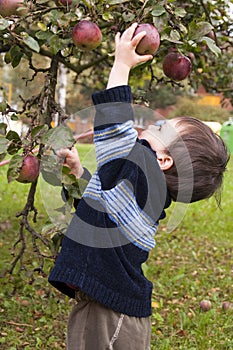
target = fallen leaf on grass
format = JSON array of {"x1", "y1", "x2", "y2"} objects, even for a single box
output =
[
  {"x1": 15, "y1": 327, "x2": 24, "y2": 333},
  {"x1": 152, "y1": 301, "x2": 160, "y2": 308},
  {"x1": 176, "y1": 329, "x2": 187, "y2": 337},
  {"x1": 21, "y1": 299, "x2": 31, "y2": 306}
]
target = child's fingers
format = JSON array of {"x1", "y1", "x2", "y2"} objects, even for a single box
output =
[
  {"x1": 114, "y1": 32, "x2": 121, "y2": 45},
  {"x1": 137, "y1": 54, "x2": 153, "y2": 64},
  {"x1": 121, "y1": 22, "x2": 138, "y2": 40},
  {"x1": 131, "y1": 30, "x2": 147, "y2": 48},
  {"x1": 56, "y1": 147, "x2": 76, "y2": 160},
  {"x1": 56, "y1": 148, "x2": 68, "y2": 158}
]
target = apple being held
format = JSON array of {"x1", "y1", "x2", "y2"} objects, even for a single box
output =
[
  {"x1": 0, "y1": 0, "x2": 23, "y2": 17},
  {"x1": 16, "y1": 154, "x2": 40, "y2": 183},
  {"x1": 133, "y1": 23, "x2": 160, "y2": 55},
  {"x1": 162, "y1": 52, "x2": 192, "y2": 81},
  {"x1": 72, "y1": 20, "x2": 102, "y2": 51}
]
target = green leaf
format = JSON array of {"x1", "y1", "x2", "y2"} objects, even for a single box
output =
[
  {"x1": 31, "y1": 124, "x2": 49, "y2": 140},
  {"x1": 153, "y1": 13, "x2": 167, "y2": 32},
  {"x1": 0, "y1": 123, "x2": 7, "y2": 136},
  {"x1": 8, "y1": 46, "x2": 23, "y2": 68},
  {"x1": 179, "y1": 23, "x2": 188, "y2": 36},
  {"x1": 0, "y1": 101, "x2": 7, "y2": 112},
  {"x1": 40, "y1": 153, "x2": 62, "y2": 186},
  {"x1": 11, "y1": 52, "x2": 23, "y2": 68},
  {"x1": 170, "y1": 29, "x2": 181, "y2": 42},
  {"x1": 188, "y1": 21, "x2": 213, "y2": 41},
  {"x1": 122, "y1": 12, "x2": 135, "y2": 22},
  {"x1": 152, "y1": 5, "x2": 166, "y2": 17},
  {"x1": 4, "y1": 51, "x2": 11, "y2": 64},
  {"x1": 41, "y1": 125, "x2": 75, "y2": 151},
  {"x1": 0, "y1": 152, "x2": 6, "y2": 162},
  {"x1": 37, "y1": 22, "x2": 47, "y2": 31},
  {"x1": 6, "y1": 130, "x2": 22, "y2": 155},
  {"x1": 64, "y1": 178, "x2": 88, "y2": 199},
  {"x1": 153, "y1": 312, "x2": 164, "y2": 323},
  {"x1": 161, "y1": 29, "x2": 183, "y2": 44},
  {"x1": 10, "y1": 114, "x2": 18, "y2": 121},
  {"x1": 0, "y1": 18, "x2": 10, "y2": 30},
  {"x1": 6, "y1": 130, "x2": 21, "y2": 142},
  {"x1": 174, "y1": 7, "x2": 186, "y2": 18},
  {"x1": 0, "y1": 137, "x2": 9, "y2": 153},
  {"x1": 199, "y1": 36, "x2": 221, "y2": 56},
  {"x1": 102, "y1": 12, "x2": 114, "y2": 21},
  {"x1": 23, "y1": 34, "x2": 40, "y2": 53},
  {"x1": 7, "y1": 154, "x2": 23, "y2": 183},
  {"x1": 48, "y1": 35, "x2": 62, "y2": 55},
  {"x1": 36, "y1": 30, "x2": 54, "y2": 41},
  {"x1": 49, "y1": 231, "x2": 64, "y2": 256}
]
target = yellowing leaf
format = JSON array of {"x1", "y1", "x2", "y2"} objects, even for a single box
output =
[
  {"x1": 37, "y1": 22, "x2": 47, "y2": 31},
  {"x1": 152, "y1": 301, "x2": 160, "y2": 308}
]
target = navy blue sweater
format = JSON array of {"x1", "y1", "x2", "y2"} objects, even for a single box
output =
[{"x1": 48, "y1": 85, "x2": 170, "y2": 317}]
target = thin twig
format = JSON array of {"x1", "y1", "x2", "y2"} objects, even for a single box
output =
[{"x1": 3, "y1": 321, "x2": 33, "y2": 328}]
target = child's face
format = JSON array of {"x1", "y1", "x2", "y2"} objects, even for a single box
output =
[{"x1": 138, "y1": 118, "x2": 181, "y2": 170}]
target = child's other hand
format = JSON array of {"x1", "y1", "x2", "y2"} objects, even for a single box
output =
[
  {"x1": 56, "y1": 146, "x2": 84, "y2": 178},
  {"x1": 114, "y1": 23, "x2": 153, "y2": 69}
]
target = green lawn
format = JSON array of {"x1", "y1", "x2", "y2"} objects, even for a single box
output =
[{"x1": 0, "y1": 145, "x2": 232, "y2": 350}]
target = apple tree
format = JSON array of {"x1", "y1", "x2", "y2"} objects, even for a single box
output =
[{"x1": 0, "y1": 0, "x2": 232, "y2": 277}]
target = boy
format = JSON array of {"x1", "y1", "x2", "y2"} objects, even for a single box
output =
[{"x1": 48, "y1": 23, "x2": 229, "y2": 349}]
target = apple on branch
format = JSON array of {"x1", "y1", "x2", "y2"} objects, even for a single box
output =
[
  {"x1": 16, "y1": 154, "x2": 40, "y2": 184},
  {"x1": 162, "y1": 52, "x2": 192, "y2": 81},
  {"x1": 72, "y1": 20, "x2": 102, "y2": 51},
  {"x1": 133, "y1": 23, "x2": 160, "y2": 55}
]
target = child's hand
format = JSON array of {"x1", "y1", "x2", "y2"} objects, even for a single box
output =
[
  {"x1": 56, "y1": 146, "x2": 84, "y2": 178},
  {"x1": 114, "y1": 23, "x2": 153, "y2": 69},
  {"x1": 107, "y1": 23, "x2": 153, "y2": 89}
]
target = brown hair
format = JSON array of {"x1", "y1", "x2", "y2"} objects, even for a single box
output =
[{"x1": 164, "y1": 116, "x2": 230, "y2": 204}]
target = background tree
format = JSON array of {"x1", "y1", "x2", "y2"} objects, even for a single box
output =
[{"x1": 0, "y1": 0, "x2": 232, "y2": 276}]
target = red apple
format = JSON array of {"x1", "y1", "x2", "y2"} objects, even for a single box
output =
[
  {"x1": 0, "y1": 0, "x2": 23, "y2": 17},
  {"x1": 55, "y1": 0, "x2": 72, "y2": 6},
  {"x1": 133, "y1": 23, "x2": 160, "y2": 55},
  {"x1": 72, "y1": 20, "x2": 102, "y2": 51},
  {"x1": 16, "y1": 154, "x2": 40, "y2": 183},
  {"x1": 199, "y1": 300, "x2": 212, "y2": 312},
  {"x1": 222, "y1": 301, "x2": 233, "y2": 312},
  {"x1": 162, "y1": 52, "x2": 192, "y2": 81}
]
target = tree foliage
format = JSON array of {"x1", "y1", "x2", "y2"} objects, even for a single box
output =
[{"x1": 0, "y1": 0, "x2": 232, "y2": 276}]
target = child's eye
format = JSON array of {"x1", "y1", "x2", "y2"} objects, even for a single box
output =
[{"x1": 155, "y1": 120, "x2": 167, "y2": 131}]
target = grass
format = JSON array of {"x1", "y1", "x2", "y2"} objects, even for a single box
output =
[{"x1": 0, "y1": 144, "x2": 232, "y2": 350}]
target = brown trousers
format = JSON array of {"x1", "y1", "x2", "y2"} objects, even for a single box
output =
[{"x1": 67, "y1": 299, "x2": 151, "y2": 350}]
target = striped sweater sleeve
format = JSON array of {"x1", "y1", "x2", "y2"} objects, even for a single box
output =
[{"x1": 92, "y1": 85, "x2": 138, "y2": 169}]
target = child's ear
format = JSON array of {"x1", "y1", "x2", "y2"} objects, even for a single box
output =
[{"x1": 157, "y1": 152, "x2": 173, "y2": 170}]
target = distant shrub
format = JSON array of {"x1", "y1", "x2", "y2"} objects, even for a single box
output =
[
  {"x1": 168, "y1": 96, "x2": 232, "y2": 122},
  {"x1": 146, "y1": 85, "x2": 179, "y2": 109}
]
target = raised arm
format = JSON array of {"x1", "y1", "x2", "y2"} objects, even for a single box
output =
[{"x1": 107, "y1": 23, "x2": 153, "y2": 89}]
